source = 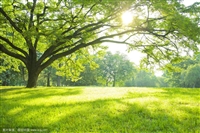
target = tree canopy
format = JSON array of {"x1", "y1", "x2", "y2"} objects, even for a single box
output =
[{"x1": 0, "y1": 0, "x2": 199, "y2": 87}]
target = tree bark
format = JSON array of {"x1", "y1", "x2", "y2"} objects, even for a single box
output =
[
  {"x1": 26, "y1": 49, "x2": 41, "y2": 88},
  {"x1": 26, "y1": 69, "x2": 40, "y2": 88}
]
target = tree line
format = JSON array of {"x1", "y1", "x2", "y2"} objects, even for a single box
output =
[{"x1": 1, "y1": 51, "x2": 200, "y2": 88}]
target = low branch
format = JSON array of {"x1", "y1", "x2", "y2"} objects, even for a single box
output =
[
  {"x1": 38, "y1": 23, "x2": 175, "y2": 71},
  {"x1": 0, "y1": 36, "x2": 28, "y2": 57},
  {"x1": 37, "y1": 45, "x2": 57, "y2": 65},
  {"x1": 0, "y1": 44, "x2": 27, "y2": 64},
  {"x1": 39, "y1": 28, "x2": 145, "y2": 69},
  {"x1": 40, "y1": 44, "x2": 85, "y2": 70}
]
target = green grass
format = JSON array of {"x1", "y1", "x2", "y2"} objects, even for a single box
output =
[{"x1": 0, "y1": 86, "x2": 199, "y2": 133}]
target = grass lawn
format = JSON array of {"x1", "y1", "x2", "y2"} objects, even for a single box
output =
[{"x1": 0, "y1": 86, "x2": 199, "y2": 133}]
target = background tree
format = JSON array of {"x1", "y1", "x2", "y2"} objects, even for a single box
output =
[
  {"x1": 36, "y1": 66, "x2": 55, "y2": 86},
  {"x1": 182, "y1": 54, "x2": 200, "y2": 88},
  {"x1": 0, "y1": 0, "x2": 199, "y2": 87},
  {"x1": 66, "y1": 64, "x2": 99, "y2": 86},
  {"x1": 163, "y1": 58, "x2": 195, "y2": 87},
  {"x1": 96, "y1": 52, "x2": 136, "y2": 87},
  {"x1": 134, "y1": 69, "x2": 158, "y2": 87},
  {"x1": 0, "y1": 53, "x2": 24, "y2": 85},
  {"x1": 163, "y1": 53, "x2": 200, "y2": 88},
  {"x1": 182, "y1": 64, "x2": 200, "y2": 88}
]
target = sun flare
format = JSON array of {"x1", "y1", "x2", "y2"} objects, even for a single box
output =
[{"x1": 121, "y1": 11, "x2": 133, "y2": 25}]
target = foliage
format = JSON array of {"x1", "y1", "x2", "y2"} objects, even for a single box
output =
[
  {"x1": 183, "y1": 64, "x2": 200, "y2": 87},
  {"x1": 0, "y1": 53, "x2": 20, "y2": 73},
  {"x1": 95, "y1": 52, "x2": 136, "y2": 86},
  {"x1": 0, "y1": 54, "x2": 25, "y2": 85},
  {"x1": 125, "y1": 68, "x2": 160, "y2": 87},
  {"x1": 52, "y1": 48, "x2": 104, "y2": 83},
  {"x1": 156, "y1": 76, "x2": 169, "y2": 87},
  {"x1": 0, "y1": 87, "x2": 199, "y2": 132},
  {"x1": 134, "y1": 69, "x2": 158, "y2": 87},
  {"x1": 0, "y1": 51, "x2": 179, "y2": 87},
  {"x1": 0, "y1": 0, "x2": 199, "y2": 87},
  {"x1": 62, "y1": 51, "x2": 136, "y2": 87},
  {"x1": 163, "y1": 54, "x2": 200, "y2": 88}
]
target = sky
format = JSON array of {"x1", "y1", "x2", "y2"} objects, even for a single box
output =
[
  {"x1": 183, "y1": 0, "x2": 200, "y2": 6},
  {"x1": 104, "y1": 0, "x2": 200, "y2": 76}
]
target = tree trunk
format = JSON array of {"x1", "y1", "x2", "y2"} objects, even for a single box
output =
[
  {"x1": 112, "y1": 75, "x2": 116, "y2": 87},
  {"x1": 26, "y1": 49, "x2": 41, "y2": 88},
  {"x1": 26, "y1": 69, "x2": 40, "y2": 88},
  {"x1": 57, "y1": 75, "x2": 61, "y2": 86},
  {"x1": 57, "y1": 63, "x2": 62, "y2": 86},
  {"x1": 21, "y1": 66, "x2": 26, "y2": 86},
  {"x1": 47, "y1": 72, "x2": 50, "y2": 87}
]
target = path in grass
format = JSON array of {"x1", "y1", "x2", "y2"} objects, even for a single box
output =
[{"x1": 0, "y1": 87, "x2": 199, "y2": 132}]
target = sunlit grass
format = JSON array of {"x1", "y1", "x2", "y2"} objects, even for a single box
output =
[{"x1": 0, "y1": 86, "x2": 199, "y2": 132}]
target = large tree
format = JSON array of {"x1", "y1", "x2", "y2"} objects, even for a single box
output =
[{"x1": 0, "y1": 0, "x2": 199, "y2": 87}]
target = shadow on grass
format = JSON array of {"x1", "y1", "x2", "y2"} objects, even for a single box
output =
[
  {"x1": 1, "y1": 88, "x2": 199, "y2": 133},
  {"x1": 0, "y1": 87, "x2": 84, "y2": 133},
  {"x1": 45, "y1": 100, "x2": 169, "y2": 132},
  {"x1": 0, "y1": 87, "x2": 199, "y2": 132},
  {"x1": 0, "y1": 87, "x2": 83, "y2": 101},
  {"x1": 0, "y1": 87, "x2": 26, "y2": 93},
  {"x1": 47, "y1": 99, "x2": 199, "y2": 133}
]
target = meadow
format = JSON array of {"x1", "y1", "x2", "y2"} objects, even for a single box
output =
[{"x1": 0, "y1": 86, "x2": 199, "y2": 133}]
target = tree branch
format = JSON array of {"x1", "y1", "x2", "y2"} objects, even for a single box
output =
[
  {"x1": 0, "y1": 44, "x2": 27, "y2": 64},
  {"x1": 37, "y1": 6, "x2": 48, "y2": 18},
  {"x1": 0, "y1": 8, "x2": 23, "y2": 33},
  {"x1": 147, "y1": 28, "x2": 174, "y2": 37},
  {"x1": 0, "y1": 36, "x2": 28, "y2": 57},
  {"x1": 84, "y1": 3, "x2": 97, "y2": 18},
  {"x1": 39, "y1": 28, "x2": 146, "y2": 69},
  {"x1": 28, "y1": 0, "x2": 37, "y2": 29},
  {"x1": 40, "y1": 44, "x2": 85, "y2": 70},
  {"x1": 37, "y1": 45, "x2": 57, "y2": 65},
  {"x1": 73, "y1": 4, "x2": 84, "y2": 20}
]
